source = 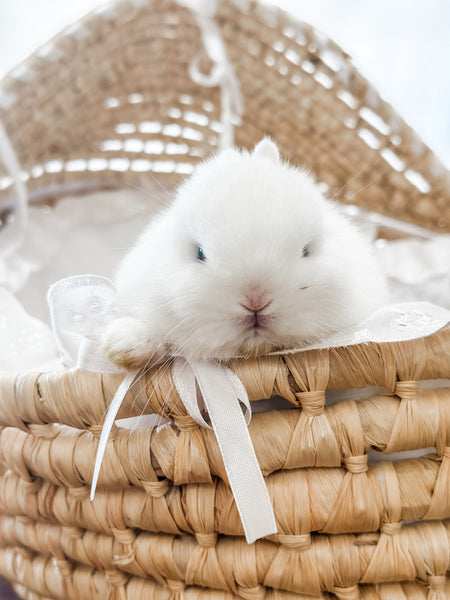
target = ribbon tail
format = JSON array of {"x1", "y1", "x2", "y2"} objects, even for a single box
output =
[
  {"x1": 191, "y1": 361, "x2": 277, "y2": 543},
  {"x1": 90, "y1": 369, "x2": 140, "y2": 501},
  {"x1": 172, "y1": 358, "x2": 212, "y2": 428}
]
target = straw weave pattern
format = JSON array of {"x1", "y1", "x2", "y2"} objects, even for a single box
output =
[
  {"x1": 0, "y1": 0, "x2": 449, "y2": 598},
  {"x1": 0, "y1": 330, "x2": 449, "y2": 597}
]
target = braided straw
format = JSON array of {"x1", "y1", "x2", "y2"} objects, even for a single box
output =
[
  {"x1": 0, "y1": 518, "x2": 449, "y2": 597},
  {"x1": 1, "y1": 455, "x2": 450, "y2": 536},
  {"x1": 0, "y1": 0, "x2": 449, "y2": 598},
  {"x1": 1, "y1": 386, "x2": 449, "y2": 486}
]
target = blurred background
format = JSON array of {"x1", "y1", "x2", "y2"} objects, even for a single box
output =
[{"x1": 0, "y1": 0, "x2": 449, "y2": 167}]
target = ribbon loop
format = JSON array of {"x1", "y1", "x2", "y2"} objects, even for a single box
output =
[
  {"x1": 47, "y1": 274, "x2": 120, "y2": 372},
  {"x1": 173, "y1": 358, "x2": 277, "y2": 544}
]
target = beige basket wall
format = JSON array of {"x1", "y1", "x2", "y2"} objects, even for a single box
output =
[
  {"x1": 0, "y1": 333, "x2": 449, "y2": 598},
  {"x1": 0, "y1": 1, "x2": 449, "y2": 599}
]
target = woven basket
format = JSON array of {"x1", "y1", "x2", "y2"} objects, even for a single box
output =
[{"x1": 0, "y1": 1, "x2": 449, "y2": 598}]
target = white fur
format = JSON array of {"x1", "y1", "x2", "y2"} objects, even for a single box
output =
[{"x1": 102, "y1": 139, "x2": 388, "y2": 367}]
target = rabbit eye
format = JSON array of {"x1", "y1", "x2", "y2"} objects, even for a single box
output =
[
  {"x1": 302, "y1": 244, "x2": 310, "y2": 258},
  {"x1": 197, "y1": 246, "x2": 207, "y2": 262}
]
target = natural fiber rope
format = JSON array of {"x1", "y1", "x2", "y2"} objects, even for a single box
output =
[
  {"x1": 0, "y1": 456, "x2": 449, "y2": 538},
  {"x1": 0, "y1": 386, "x2": 448, "y2": 487},
  {"x1": 0, "y1": 517, "x2": 448, "y2": 597},
  {"x1": 2, "y1": 547, "x2": 446, "y2": 599}
]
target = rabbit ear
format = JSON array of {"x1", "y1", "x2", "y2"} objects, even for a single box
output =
[{"x1": 253, "y1": 137, "x2": 280, "y2": 162}]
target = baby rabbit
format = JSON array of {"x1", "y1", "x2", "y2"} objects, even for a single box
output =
[{"x1": 102, "y1": 138, "x2": 387, "y2": 369}]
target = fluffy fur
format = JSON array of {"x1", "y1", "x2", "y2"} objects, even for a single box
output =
[{"x1": 102, "y1": 139, "x2": 388, "y2": 368}]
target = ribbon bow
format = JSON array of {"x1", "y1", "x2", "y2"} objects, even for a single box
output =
[{"x1": 48, "y1": 274, "x2": 278, "y2": 544}]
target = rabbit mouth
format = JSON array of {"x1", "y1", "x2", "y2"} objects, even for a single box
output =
[{"x1": 241, "y1": 312, "x2": 273, "y2": 331}]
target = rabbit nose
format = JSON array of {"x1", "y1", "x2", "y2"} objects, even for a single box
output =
[{"x1": 241, "y1": 286, "x2": 273, "y2": 312}]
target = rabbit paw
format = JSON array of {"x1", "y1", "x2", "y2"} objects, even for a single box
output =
[{"x1": 101, "y1": 316, "x2": 167, "y2": 370}]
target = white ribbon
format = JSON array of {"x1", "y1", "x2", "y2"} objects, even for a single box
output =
[
  {"x1": 88, "y1": 355, "x2": 278, "y2": 544},
  {"x1": 268, "y1": 302, "x2": 450, "y2": 355},
  {"x1": 90, "y1": 367, "x2": 140, "y2": 501},
  {"x1": 173, "y1": 358, "x2": 277, "y2": 543},
  {"x1": 178, "y1": 0, "x2": 243, "y2": 150},
  {"x1": 47, "y1": 274, "x2": 276, "y2": 543},
  {"x1": 47, "y1": 274, "x2": 120, "y2": 372}
]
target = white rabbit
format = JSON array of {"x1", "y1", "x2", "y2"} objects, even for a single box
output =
[{"x1": 102, "y1": 138, "x2": 387, "y2": 369}]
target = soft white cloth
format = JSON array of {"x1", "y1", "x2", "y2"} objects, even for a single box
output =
[
  {"x1": 0, "y1": 186, "x2": 166, "y2": 372},
  {"x1": 0, "y1": 286, "x2": 60, "y2": 373},
  {"x1": 377, "y1": 236, "x2": 450, "y2": 308},
  {"x1": 5, "y1": 186, "x2": 166, "y2": 320}
]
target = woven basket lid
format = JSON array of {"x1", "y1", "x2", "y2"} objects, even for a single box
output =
[{"x1": 0, "y1": 0, "x2": 448, "y2": 233}]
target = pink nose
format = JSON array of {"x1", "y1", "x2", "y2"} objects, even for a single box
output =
[{"x1": 241, "y1": 286, "x2": 273, "y2": 312}]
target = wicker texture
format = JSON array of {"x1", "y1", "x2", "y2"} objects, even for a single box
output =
[
  {"x1": 0, "y1": 0, "x2": 449, "y2": 598},
  {"x1": 0, "y1": 331, "x2": 449, "y2": 597}
]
